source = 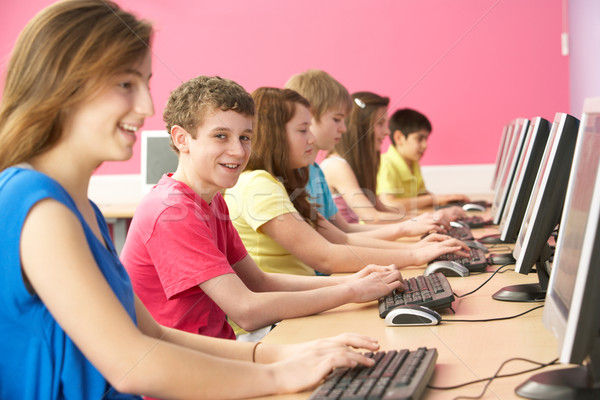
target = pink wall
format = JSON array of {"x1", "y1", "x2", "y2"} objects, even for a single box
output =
[{"x1": 0, "y1": 0, "x2": 569, "y2": 174}]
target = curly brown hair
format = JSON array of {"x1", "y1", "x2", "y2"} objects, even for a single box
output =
[{"x1": 163, "y1": 75, "x2": 255, "y2": 154}]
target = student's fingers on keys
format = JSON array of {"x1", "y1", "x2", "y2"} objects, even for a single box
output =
[
  {"x1": 446, "y1": 245, "x2": 469, "y2": 257},
  {"x1": 329, "y1": 333, "x2": 379, "y2": 351},
  {"x1": 446, "y1": 238, "x2": 470, "y2": 251}
]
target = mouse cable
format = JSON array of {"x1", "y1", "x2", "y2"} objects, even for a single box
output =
[
  {"x1": 427, "y1": 356, "x2": 559, "y2": 400},
  {"x1": 441, "y1": 304, "x2": 543, "y2": 323},
  {"x1": 452, "y1": 264, "x2": 512, "y2": 298}
]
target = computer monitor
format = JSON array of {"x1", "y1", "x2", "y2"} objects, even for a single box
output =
[
  {"x1": 490, "y1": 118, "x2": 530, "y2": 225},
  {"x1": 491, "y1": 122, "x2": 513, "y2": 190},
  {"x1": 140, "y1": 130, "x2": 178, "y2": 192},
  {"x1": 492, "y1": 113, "x2": 580, "y2": 302},
  {"x1": 498, "y1": 117, "x2": 551, "y2": 243},
  {"x1": 515, "y1": 97, "x2": 600, "y2": 399}
]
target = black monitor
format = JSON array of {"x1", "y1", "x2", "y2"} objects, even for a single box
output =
[
  {"x1": 491, "y1": 122, "x2": 513, "y2": 190},
  {"x1": 498, "y1": 117, "x2": 551, "y2": 243},
  {"x1": 492, "y1": 113, "x2": 580, "y2": 302},
  {"x1": 490, "y1": 118, "x2": 530, "y2": 225},
  {"x1": 515, "y1": 97, "x2": 600, "y2": 399}
]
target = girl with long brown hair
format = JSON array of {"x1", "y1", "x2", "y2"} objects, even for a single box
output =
[
  {"x1": 226, "y1": 87, "x2": 468, "y2": 277},
  {"x1": 321, "y1": 91, "x2": 465, "y2": 224}
]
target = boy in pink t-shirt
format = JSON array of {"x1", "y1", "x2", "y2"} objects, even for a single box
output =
[{"x1": 121, "y1": 75, "x2": 404, "y2": 340}]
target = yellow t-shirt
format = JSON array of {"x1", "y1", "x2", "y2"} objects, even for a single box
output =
[
  {"x1": 377, "y1": 145, "x2": 427, "y2": 198},
  {"x1": 224, "y1": 169, "x2": 316, "y2": 277}
]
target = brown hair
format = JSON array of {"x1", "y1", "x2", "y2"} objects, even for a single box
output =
[
  {"x1": 335, "y1": 91, "x2": 389, "y2": 201},
  {"x1": 0, "y1": 0, "x2": 153, "y2": 171},
  {"x1": 163, "y1": 75, "x2": 255, "y2": 154},
  {"x1": 246, "y1": 87, "x2": 318, "y2": 226},
  {"x1": 284, "y1": 69, "x2": 352, "y2": 122}
]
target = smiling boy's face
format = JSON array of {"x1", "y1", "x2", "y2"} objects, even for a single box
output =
[
  {"x1": 174, "y1": 109, "x2": 253, "y2": 202},
  {"x1": 395, "y1": 128, "x2": 430, "y2": 163}
]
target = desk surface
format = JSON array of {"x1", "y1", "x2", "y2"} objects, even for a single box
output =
[
  {"x1": 97, "y1": 202, "x2": 138, "y2": 219},
  {"x1": 254, "y1": 223, "x2": 565, "y2": 400}
]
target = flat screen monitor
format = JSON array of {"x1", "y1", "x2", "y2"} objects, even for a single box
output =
[
  {"x1": 515, "y1": 97, "x2": 600, "y2": 399},
  {"x1": 498, "y1": 117, "x2": 551, "y2": 243},
  {"x1": 140, "y1": 130, "x2": 178, "y2": 192},
  {"x1": 491, "y1": 122, "x2": 513, "y2": 190},
  {"x1": 490, "y1": 118, "x2": 530, "y2": 225},
  {"x1": 492, "y1": 113, "x2": 580, "y2": 302}
]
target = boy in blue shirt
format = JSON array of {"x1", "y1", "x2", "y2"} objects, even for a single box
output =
[{"x1": 285, "y1": 70, "x2": 450, "y2": 241}]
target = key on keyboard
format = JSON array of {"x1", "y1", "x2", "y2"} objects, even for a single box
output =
[
  {"x1": 309, "y1": 347, "x2": 438, "y2": 400},
  {"x1": 447, "y1": 225, "x2": 474, "y2": 240},
  {"x1": 433, "y1": 247, "x2": 487, "y2": 271},
  {"x1": 378, "y1": 273, "x2": 455, "y2": 318}
]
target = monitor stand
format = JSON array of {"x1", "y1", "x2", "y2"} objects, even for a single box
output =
[
  {"x1": 516, "y1": 350, "x2": 600, "y2": 399},
  {"x1": 492, "y1": 244, "x2": 551, "y2": 302}
]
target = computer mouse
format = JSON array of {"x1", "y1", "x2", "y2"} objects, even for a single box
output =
[
  {"x1": 450, "y1": 220, "x2": 469, "y2": 228},
  {"x1": 385, "y1": 305, "x2": 441, "y2": 326},
  {"x1": 463, "y1": 240, "x2": 489, "y2": 253},
  {"x1": 488, "y1": 253, "x2": 516, "y2": 265},
  {"x1": 462, "y1": 203, "x2": 486, "y2": 212},
  {"x1": 424, "y1": 261, "x2": 470, "y2": 277}
]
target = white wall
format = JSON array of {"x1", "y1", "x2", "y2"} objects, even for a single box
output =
[{"x1": 88, "y1": 164, "x2": 495, "y2": 208}]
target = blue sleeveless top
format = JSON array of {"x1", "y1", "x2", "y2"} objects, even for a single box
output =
[{"x1": 0, "y1": 167, "x2": 142, "y2": 400}]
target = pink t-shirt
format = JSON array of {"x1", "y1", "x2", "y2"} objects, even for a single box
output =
[{"x1": 121, "y1": 174, "x2": 247, "y2": 340}]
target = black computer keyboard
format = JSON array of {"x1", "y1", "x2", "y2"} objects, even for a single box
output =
[
  {"x1": 378, "y1": 273, "x2": 455, "y2": 318},
  {"x1": 447, "y1": 225, "x2": 474, "y2": 240},
  {"x1": 432, "y1": 247, "x2": 487, "y2": 271},
  {"x1": 460, "y1": 215, "x2": 492, "y2": 229},
  {"x1": 309, "y1": 347, "x2": 437, "y2": 400}
]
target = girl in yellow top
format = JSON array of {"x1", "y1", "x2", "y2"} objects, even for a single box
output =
[{"x1": 226, "y1": 88, "x2": 468, "y2": 276}]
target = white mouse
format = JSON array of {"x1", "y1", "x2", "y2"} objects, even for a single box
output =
[
  {"x1": 385, "y1": 305, "x2": 441, "y2": 326},
  {"x1": 424, "y1": 261, "x2": 470, "y2": 277}
]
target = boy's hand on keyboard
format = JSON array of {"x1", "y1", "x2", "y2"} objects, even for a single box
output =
[
  {"x1": 412, "y1": 235, "x2": 470, "y2": 265},
  {"x1": 267, "y1": 333, "x2": 379, "y2": 394},
  {"x1": 344, "y1": 264, "x2": 404, "y2": 302}
]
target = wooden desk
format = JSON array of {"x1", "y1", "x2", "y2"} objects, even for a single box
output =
[{"x1": 255, "y1": 224, "x2": 565, "y2": 400}]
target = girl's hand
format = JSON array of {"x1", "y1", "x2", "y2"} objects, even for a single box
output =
[
  {"x1": 435, "y1": 206, "x2": 466, "y2": 221},
  {"x1": 398, "y1": 212, "x2": 448, "y2": 236},
  {"x1": 267, "y1": 333, "x2": 380, "y2": 394}
]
